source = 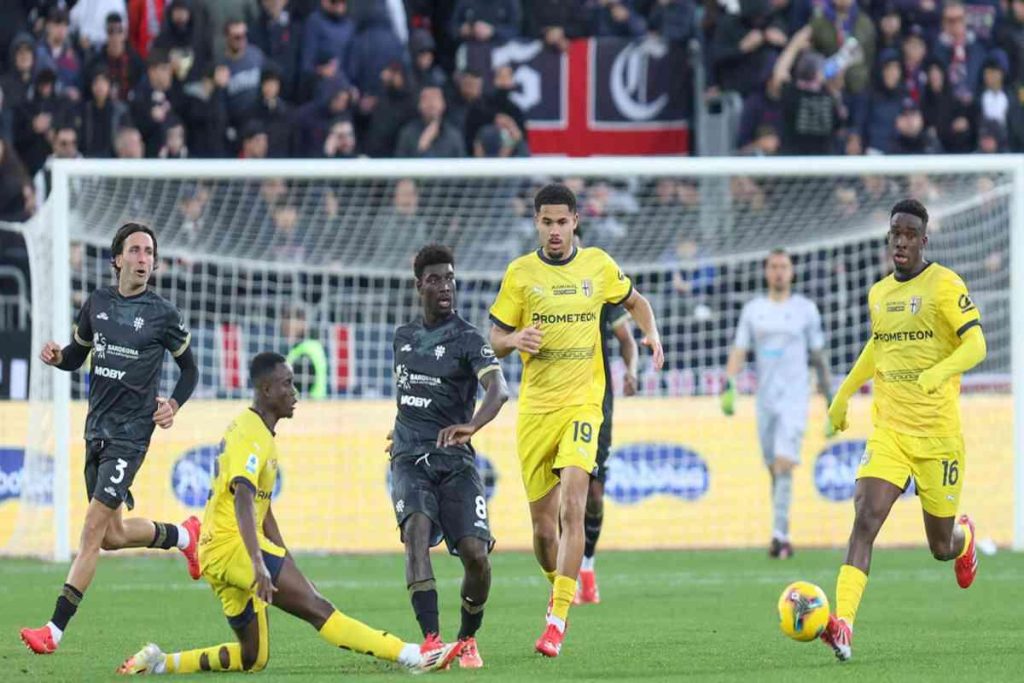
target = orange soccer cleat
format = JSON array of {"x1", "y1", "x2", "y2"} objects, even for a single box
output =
[
  {"x1": 20, "y1": 625, "x2": 57, "y2": 655},
  {"x1": 955, "y1": 514, "x2": 978, "y2": 589}
]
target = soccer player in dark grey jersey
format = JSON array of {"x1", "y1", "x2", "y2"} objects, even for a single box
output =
[
  {"x1": 385, "y1": 244, "x2": 509, "y2": 669},
  {"x1": 20, "y1": 223, "x2": 201, "y2": 655},
  {"x1": 571, "y1": 227, "x2": 637, "y2": 605}
]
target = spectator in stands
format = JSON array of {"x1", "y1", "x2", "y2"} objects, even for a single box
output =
[
  {"x1": 522, "y1": 0, "x2": 592, "y2": 50},
  {"x1": 71, "y1": 0, "x2": 128, "y2": 52},
  {"x1": 740, "y1": 123, "x2": 782, "y2": 154},
  {"x1": 173, "y1": 182, "x2": 211, "y2": 249},
  {"x1": 902, "y1": 27, "x2": 928, "y2": 102},
  {"x1": 712, "y1": 0, "x2": 788, "y2": 97},
  {"x1": 2, "y1": 34, "x2": 37, "y2": 112},
  {"x1": 361, "y1": 62, "x2": 416, "y2": 156},
  {"x1": 301, "y1": 0, "x2": 356, "y2": 76},
  {"x1": 447, "y1": 68, "x2": 482, "y2": 134},
  {"x1": 395, "y1": 84, "x2": 465, "y2": 157},
  {"x1": 592, "y1": 0, "x2": 647, "y2": 38},
  {"x1": 153, "y1": 0, "x2": 214, "y2": 85},
  {"x1": 891, "y1": 97, "x2": 941, "y2": 152},
  {"x1": 128, "y1": 0, "x2": 167, "y2": 59},
  {"x1": 409, "y1": 29, "x2": 448, "y2": 90},
  {"x1": 860, "y1": 49, "x2": 906, "y2": 153},
  {"x1": 220, "y1": 19, "x2": 265, "y2": 128},
  {"x1": 296, "y1": 47, "x2": 348, "y2": 104},
  {"x1": 249, "y1": 0, "x2": 302, "y2": 101},
  {"x1": 36, "y1": 8, "x2": 83, "y2": 102},
  {"x1": 737, "y1": 79, "x2": 783, "y2": 151},
  {"x1": 270, "y1": 201, "x2": 305, "y2": 261},
  {"x1": 876, "y1": 3, "x2": 902, "y2": 50},
  {"x1": 648, "y1": 0, "x2": 696, "y2": 43},
  {"x1": 80, "y1": 68, "x2": 129, "y2": 157},
  {"x1": 472, "y1": 118, "x2": 529, "y2": 157},
  {"x1": 181, "y1": 63, "x2": 229, "y2": 156},
  {"x1": 239, "y1": 120, "x2": 269, "y2": 157},
  {"x1": 87, "y1": 13, "x2": 146, "y2": 101},
  {"x1": 964, "y1": 0, "x2": 1001, "y2": 45},
  {"x1": 774, "y1": 49, "x2": 844, "y2": 155},
  {"x1": 130, "y1": 49, "x2": 183, "y2": 156},
  {"x1": 322, "y1": 118, "x2": 357, "y2": 157},
  {"x1": 894, "y1": 0, "x2": 941, "y2": 45},
  {"x1": 345, "y1": 6, "x2": 405, "y2": 96},
  {"x1": 114, "y1": 125, "x2": 146, "y2": 158},
  {"x1": 978, "y1": 51, "x2": 1011, "y2": 136},
  {"x1": 156, "y1": 114, "x2": 187, "y2": 157},
  {"x1": 934, "y1": 1, "x2": 987, "y2": 103},
  {"x1": 294, "y1": 77, "x2": 354, "y2": 156},
  {"x1": 0, "y1": 139, "x2": 33, "y2": 221},
  {"x1": 197, "y1": 0, "x2": 261, "y2": 59},
  {"x1": 786, "y1": 0, "x2": 876, "y2": 96},
  {"x1": 370, "y1": 178, "x2": 427, "y2": 264},
  {"x1": 998, "y1": 0, "x2": 1024, "y2": 89},
  {"x1": 921, "y1": 55, "x2": 975, "y2": 151},
  {"x1": 250, "y1": 65, "x2": 293, "y2": 156},
  {"x1": 450, "y1": 0, "x2": 522, "y2": 45},
  {"x1": 34, "y1": 123, "x2": 80, "y2": 200},
  {"x1": 977, "y1": 117, "x2": 1008, "y2": 150},
  {"x1": 15, "y1": 69, "x2": 70, "y2": 176},
  {"x1": 463, "y1": 65, "x2": 526, "y2": 151}
]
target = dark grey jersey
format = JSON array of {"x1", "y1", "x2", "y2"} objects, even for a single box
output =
[
  {"x1": 391, "y1": 313, "x2": 500, "y2": 459},
  {"x1": 73, "y1": 286, "x2": 191, "y2": 445}
]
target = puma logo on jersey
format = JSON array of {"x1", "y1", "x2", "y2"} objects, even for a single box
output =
[
  {"x1": 94, "y1": 366, "x2": 126, "y2": 380},
  {"x1": 400, "y1": 395, "x2": 433, "y2": 408}
]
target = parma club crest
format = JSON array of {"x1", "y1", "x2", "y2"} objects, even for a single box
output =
[
  {"x1": 910, "y1": 296, "x2": 922, "y2": 315},
  {"x1": 581, "y1": 279, "x2": 593, "y2": 297}
]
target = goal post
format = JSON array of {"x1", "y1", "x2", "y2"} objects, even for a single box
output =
[{"x1": 2, "y1": 154, "x2": 1021, "y2": 561}]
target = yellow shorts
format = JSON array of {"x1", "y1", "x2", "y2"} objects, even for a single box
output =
[
  {"x1": 517, "y1": 404, "x2": 603, "y2": 502},
  {"x1": 858, "y1": 426, "x2": 965, "y2": 518},
  {"x1": 199, "y1": 536, "x2": 286, "y2": 627}
]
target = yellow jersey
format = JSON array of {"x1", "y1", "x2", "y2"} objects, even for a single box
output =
[
  {"x1": 868, "y1": 262, "x2": 980, "y2": 437},
  {"x1": 489, "y1": 246, "x2": 633, "y2": 414},
  {"x1": 200, "y1": 408, "x2": 280, "y2": 549}
]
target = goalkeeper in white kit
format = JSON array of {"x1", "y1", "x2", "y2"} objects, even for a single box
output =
[{"x1": 721, "y1": 249, "x2": 833, "y2": 558}]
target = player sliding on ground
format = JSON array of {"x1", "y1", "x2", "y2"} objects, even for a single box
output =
[
  {"x1": 822, "y1": 199, "x2": 985, "y2": 661},
  {"x1": 21, "y1": 223, "x2": 200, "y2": 655},
  {"x1": 571, "y1": 226, "x2": 638, "y2": 604},
  {"x1": 386, "y1": 245, "x2": 509, "y2": 668},
  {"x1": 489, "y1": 183, "x2": 664, "y2": 657},
  {"x1": 722, "y1": 249, "x2": 832, "y2": 559},
  {"x1": 117, "y1": 353, "x2": 461, "y2": 675}
]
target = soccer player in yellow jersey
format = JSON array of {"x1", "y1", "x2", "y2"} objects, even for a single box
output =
[
  {"x1": 821, "y1": 199, "x2": 986, "y2": 662},
  {"x1": 117, "y1": 352, "x2": 460, "y2": 675},
  {"x1": 489, "y1": 184, "x2": 664, "y2": 657}
]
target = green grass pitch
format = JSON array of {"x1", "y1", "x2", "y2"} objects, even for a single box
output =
[{"x1": 1, "y1": 549, "x2": 1022, "y2": 681}]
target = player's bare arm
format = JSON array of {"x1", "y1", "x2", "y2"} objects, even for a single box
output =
[
  {"x1": 621, "y1": 288, "x2": 664, "y2": 370},
  {"x1": 827, "y1": 339, "x2": 876, "y2": 433},
  {"x1": 918, "y1": 325, "x2": 987, "y2": 394},
  {"x1": 613, "y1": 320, "x2": 638, "y2": 395},
  {"x1": 810, "y1": 349, "x2": 834, "y2": 402},
  {"x1": 489, "y1": 324, "x2": 542, "y2": 358},
  {"x1": 436, "y1": 368, "x2": 509, "y2": 448},
  {"x1": 233, "y1": 482, "x2": 277, "y2": 605},
  {"x1": 262, "y1": 504, "x2": 287, "y2": 551}
]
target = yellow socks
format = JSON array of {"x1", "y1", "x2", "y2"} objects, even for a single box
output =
[
  {"x1": 957, "y1": 521, "x2": 974, "y2": 558},
  {"x1": 836, "y1": 564, "x2": 868, "y2": 626},
  {"x1": 542, "y1": 569, "x2": 556, "y2": 585},
  {"x1": 550, "y1": 575, "x2": 576, "y2": 623},
  {"x1": 163, "y1": 643, "x2": 242, "y2": 673},
  {"x1": 318, "y1": 610, "x2": 404, "y2": 661}
]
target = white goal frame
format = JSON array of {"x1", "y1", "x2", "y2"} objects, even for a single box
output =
[{"x1": 45, "y1": 154, "x2": 1024, "y2": 560}]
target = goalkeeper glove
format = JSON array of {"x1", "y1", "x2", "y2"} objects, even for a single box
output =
[{"x1": 720, "y1": 378, "x2": 736, "y2": 416}]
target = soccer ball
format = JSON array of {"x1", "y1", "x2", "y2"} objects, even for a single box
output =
[{"x1": 777, "y1": 581, "x2": 830, "y2": 642}]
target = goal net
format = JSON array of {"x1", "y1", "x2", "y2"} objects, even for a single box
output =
[{"x1": 2, "y1": 156, "x2": 1021, "y2": 560}]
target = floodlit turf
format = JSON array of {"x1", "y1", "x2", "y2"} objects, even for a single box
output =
[{"x1": 1, "y1": 548, "x2": 1022, "y2": 681}]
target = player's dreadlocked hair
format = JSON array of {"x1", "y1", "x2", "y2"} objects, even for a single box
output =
[
  {"x1": 890, "y1": 199, "x2": 929, "y2": 231},
  {"x1": 110, "y1": 222, "x2": 158, "y2": 276},
  {"x1": 250, "y1": 352, "x2": 287, "y2": 388},
  {"x1": 414, "y1": 243, "x2": 454, "y2": 279},
  {"x1": 534, "y1": 183, "x2": 577, "y2": 214}
]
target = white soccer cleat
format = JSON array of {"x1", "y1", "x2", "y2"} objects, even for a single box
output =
[{"x1": 116, "y1": 643, "x2": 164, "y2": 675}]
